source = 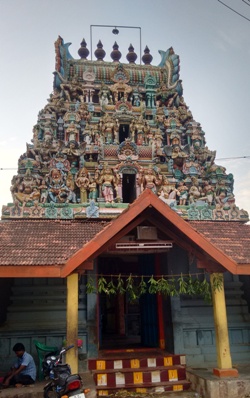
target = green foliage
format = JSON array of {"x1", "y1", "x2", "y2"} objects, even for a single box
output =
[
  {"x1": 116, "y1": 274, "x2": 126, "y2": 294},
  {"x1": 86, "y1": 272, "x2": 217, "y2": 303},
  {"x1": 157, "y1": 276, "x2": 171, "y2": 295},
  {"x1": 107, "y1": 277, "x2": 116, "y2": 295},
  {"x1": 138, "y1": 276, "x2": 147, "y2": 296},
  {"x1": 211, "y1": 273, "x2": 223, "y2": 291},
  {"x1": 178, "y1": 273, "x2": 188, "y2": 294},
  {"x1": 98, "y1": 276, "x2": 107, "y2": 293},
  {"x1": 126, "y1": 274, "x2": 137, "y2": 301},
  {"x1": 86, "y1": 277, "x2": 95, "y2": 294},
  {"x1": 148, "y1": 275, "x2": 158, "y2": 294}
]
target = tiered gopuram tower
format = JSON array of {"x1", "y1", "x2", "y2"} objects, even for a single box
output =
[{"x1": 2, "y1": 36, "x2": 248, "y2": 222}]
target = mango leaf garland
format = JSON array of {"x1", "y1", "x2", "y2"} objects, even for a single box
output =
[
  {"x1": 186, "y1": 274, "x2": 196, "y2": 295},
  {"x1": 178, "y1": 273, "x2": 188, "y2": 294},
  {"x1": 107, "y1": 277, "x2": 116, "y2": 295},
  {"x1": 126, "y1": 274, "x2": 138, "y2": 301},
  {"x1": 157, "y1": 276, "x2": 171, "y2": 295},
  {"x1": 148, "y1": 275, "x2": 159, "y2": 294},
  {"x1": 116, "y1": 274, "x2": 126, "y2": 294},
  {"x1": 86, "y1": 277, "x2": 96, "y2": 294},
  {"x1": 85, "y1": 272, "x2": 218, "y2": 303},
  {"x1": 139, "y1": 276, "x2": 147, "y2": 296},
  {"x1": 98, "y1": 276, "x2": 107, "y2": 293}
]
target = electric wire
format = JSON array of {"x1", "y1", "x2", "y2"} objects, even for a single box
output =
[
  {"x1": 218, "y1": 0, "x2": 250, "y2": 22},
  {"x1": 216, "y1": 155, "x2": 250, "y2": 161},
  {"x1": 242, "y1": 0, "x2": 250, "y2": 6}
]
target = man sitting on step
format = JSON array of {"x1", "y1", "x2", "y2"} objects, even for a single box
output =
[{"x1": 2, "y1": 343, "x2": 36, "y2": 388}]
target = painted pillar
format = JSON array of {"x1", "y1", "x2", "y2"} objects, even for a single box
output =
[
  {"x1": 66, "y1": 273, "x2": 78, "y2": 374},
  {"x1": 210, "y1": 273, "x2": 238, "y2": 377}
]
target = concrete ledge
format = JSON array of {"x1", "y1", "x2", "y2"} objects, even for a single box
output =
[{"x1": 187, "y1": 365, "x2": 250, "y2": 398}]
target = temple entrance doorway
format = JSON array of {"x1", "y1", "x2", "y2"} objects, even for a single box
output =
[
  {"x1": 98, "y1": 254, "x2": 159, "y2": 350},
  {"x1": 122, "y1": 173, "x2": 136, "y2": 204}
]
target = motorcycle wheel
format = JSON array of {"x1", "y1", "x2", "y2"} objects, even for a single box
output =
[{"x1": 43, "y1": 385, "x2": 60, "y2": 398}]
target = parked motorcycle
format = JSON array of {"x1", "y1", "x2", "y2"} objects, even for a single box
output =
[{"x1": 42, "y1": 344, "x2": 89, "y2": 398}]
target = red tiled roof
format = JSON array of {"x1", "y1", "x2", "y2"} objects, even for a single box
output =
[
  {"x1": 189, "y1": 221, "x2": 250, "y2": 264},
  {"x1": 0, "y1": 219, "x2": 109, "y2": 266}
]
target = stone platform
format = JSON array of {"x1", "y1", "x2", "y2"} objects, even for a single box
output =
[
  {"x1": 187, "y1": 364, "x2": 250, "y2": 398},
  {"x1": 1, "y1": 367, "x2": 250, "y2": 398}
]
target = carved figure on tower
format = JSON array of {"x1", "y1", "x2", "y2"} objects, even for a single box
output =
[
  {"x1": 88, "y1": 178, "x2": 98, "y2": 202},
  {"x1": 158, "y1": 176, "x2": 178, "y2": 201},
  {"x1": 188, "y1": 177, "x2": 202, "y2": 203},
  {"x1": 177, "y1": 181, "x2": 189, "y2": 205},
  {"x1": 99, "y1": 114, "x2": 118, "y2": 144},
  {"x1": 140, "y1": 167, "x2": 161, "y2": 194},
  {"x1": 54, "y1": 72, "x2": 85, "y2": 103},
  {"x1": 47, "y1": 168, "x2": 69, "y2": 203},
  {"x1": 75, "y1": 167, "x2": 89, "y2": 203},
  {"x1": 130, "y1": 115, "x2": 148, "y2": 145},
  {"x1": 99, "y1": 84, "x2": 111, "y2": 110},
  {"x1": 14, "y1": 169, "x2": 39, "y2": 205},
  {"x1": 98, "y1": 165, "x2": 117, "y2": 203},
  {"x1": 215, "y1": 180, "x2": 235, "y2": 209},
  {"x1": 201, "y1": 180, "x2": 214, "y2": 205}
]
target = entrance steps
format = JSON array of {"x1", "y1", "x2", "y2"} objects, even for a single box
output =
[{"x1": 88, "y1": 349, "x2": 191, "y2": 395}]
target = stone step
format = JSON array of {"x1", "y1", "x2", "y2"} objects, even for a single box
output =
[
  {"x1": 89, "y1": 352, "x2": 190, "y2": 396},
  {"x1": 96, "y1": 380, "x2": 191, "y2": 395},
  {"x1": 93, "y1": 365, "x2": 187, "y2": 385},
  {"x1": 89, "y1": 354, "x2": 186, "y2": 371}
]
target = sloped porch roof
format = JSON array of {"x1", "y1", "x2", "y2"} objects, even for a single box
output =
[{"x1": 0, "y1": 189, "x2": 250, "y2": 278}]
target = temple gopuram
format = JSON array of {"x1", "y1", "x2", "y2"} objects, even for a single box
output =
[
  {"x1": 1, "y1": 35, "x2": 250, "y2": 397},
  {"x1": 2, "y1": 37, "x2": 248, "y2": 221}
]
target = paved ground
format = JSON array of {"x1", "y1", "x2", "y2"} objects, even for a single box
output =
[
  {"x1": 0, "y1": 382, "x2": 198, "y2": 398},
  {"x1": 0, "y1": 370, "x2": 197, "y2": 398},
  {"x1": 1, "y1": 366, "x2": 250, "y2": 398}
]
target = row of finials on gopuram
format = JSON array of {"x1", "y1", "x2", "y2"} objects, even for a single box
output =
[{"x1": 2, "y1": 36, "x2": 248, "y2": 221}]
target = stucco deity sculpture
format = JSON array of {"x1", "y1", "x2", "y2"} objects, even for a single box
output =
[
  {"x1": 38, "y1": 179, "x2": 48, "y2": 203},
  {"x1": 158, "y1": 177, "x2": 178, "y2": 200},
  {"x1": 140, "y1": 167, "x2": 160, "y2": 194},
  {"x1": 75, "y1": 167, "x2": 89, "y2": 203},
  {"x1": 88, "y1": 178, "x2": 98, "y2": 202},
  {"x1": 14, "y1": 170, "x2": 38, "y2": 205},
  {"x1": 98, "y1": 166, "x2": 117, "y2": 203},
  {"x1": 183, "y1": 154, "x2": 201, "y2": 176},
  {"x1": 215, "y1": 180, "x2": 235, "y2": 209},
  {"x1": 55, "y1": 72, "x2": 85, "y2": 103},
  {"x1": 130, "y1": 115, "x2": 147, "y2": 145},
  {"x1": 177, "y1": 181, "x2": 189, "y2": 205},
  {"x1": 188, "y1": 177, "x2": 202, "y2": 203},
  {"x1": 201, "y1": 180, "x2": 214, "y2": 205},
  {"x1": 47, "y1": 168, "x2": 69, "y2": 203},
  {"x1": 99, "y1": 114, "x2": 118, "y2": 144},
  {"x1": 44, "y1": 90, "x2": 66, "y2": 115},
  {"x1": 99, "y1": 85, "x2": 111, "y2": 110},
  {"x1": 66, "y1": 172, "x2": 77, "y2": 203}
]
